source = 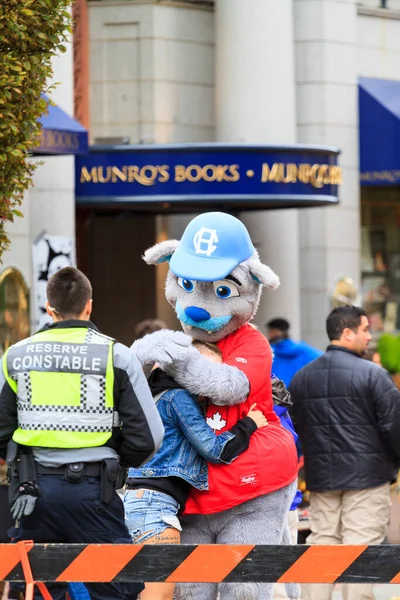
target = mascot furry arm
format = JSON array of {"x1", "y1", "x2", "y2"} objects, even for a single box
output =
[
  {"x1": 132, "y1": 327, "x2": 249, "y2": 405},
  {"x1": 132, "y1": 231, "x2": 279, "y2": 406}
]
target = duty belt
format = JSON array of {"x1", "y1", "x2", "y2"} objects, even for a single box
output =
[{"x1": 36, "y1": 462, "x2": 102, "y2": 477}]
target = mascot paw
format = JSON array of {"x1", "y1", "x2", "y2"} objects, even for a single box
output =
[{"x1": 131, "y1": 329, "x2": 194, "y2": 369}]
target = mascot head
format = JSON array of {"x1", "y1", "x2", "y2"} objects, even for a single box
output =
[{"x1": 144, "y1": 212, "x2": 279, "y2": 342}]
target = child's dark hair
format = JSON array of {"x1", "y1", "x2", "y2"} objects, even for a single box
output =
[
  {"x1": 134, "y1": 319, "x2": 167, "y2": 339},
  {"x1": 192, "y1": 339, "x2": 223, "y2": 359}
]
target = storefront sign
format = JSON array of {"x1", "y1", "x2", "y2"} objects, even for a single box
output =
[
  {"x1": 360, "y1": 170, "x2": 400, "y2": 185},
  {"x1": 35, "y1": 95, "x2": 89, "y2": 156},
  {"x1": 75, "y1": 144, "x2": 341, "y2": 210},
  {"x1": 37, "y1": 129, "x2": 86, "y2": 155}
]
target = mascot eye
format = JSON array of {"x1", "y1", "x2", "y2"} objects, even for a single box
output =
[
  {"x1": 213, "y1": 280, "x2": 240, "y2": 299},
  {"x1": 177, "y1": 277, "x2": 196, "y2": 293}
]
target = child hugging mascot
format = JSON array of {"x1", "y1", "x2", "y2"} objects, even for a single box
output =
[{"x1": 132, "y1": 212, "x2": 299, "y2": 600}]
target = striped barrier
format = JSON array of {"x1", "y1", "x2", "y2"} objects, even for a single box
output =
[{"x1": 2, "y1": 542, "x2": 400, "y2": 585}]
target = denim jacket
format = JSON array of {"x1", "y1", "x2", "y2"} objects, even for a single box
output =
[{"x1": 128, "y1": 387, "x2": 235, "y2": 490}]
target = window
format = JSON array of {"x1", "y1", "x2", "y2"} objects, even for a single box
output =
[
  {"x1": 361, "y1": 187, "x2": 400, "y2": 333},
  {"x1": 0, "y1": 268, "x2": 30, "y2": 355}
]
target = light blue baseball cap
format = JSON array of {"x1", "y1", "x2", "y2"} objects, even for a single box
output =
[{"x1": 170, "y1": 212, "x2": 255, "y2": 282}]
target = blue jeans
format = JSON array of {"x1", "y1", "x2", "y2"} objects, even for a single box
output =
[
  {"x1": 124, "y1": 489, "x2": 181, "y2": 543},
  {"x1": 11, "y1": 474, "x2": 143, "y2": 600}
]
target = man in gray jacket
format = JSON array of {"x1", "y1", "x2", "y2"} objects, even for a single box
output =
[{"x1": 290, "y1": 305, "x2": 400, "y2": 600}]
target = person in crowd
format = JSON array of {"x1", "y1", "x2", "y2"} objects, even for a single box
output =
[
  {"x1": 124, "y1": 340, "x2": 268, "y2": 600},
  {"x1": 0, "y1": 267, "x2": 164, "y2": 600},
  {"x1": 134, "y1": 318, "x2": 167, "y2": 340},
  {"x1": 364, "y1": 346, "x2": 384, "y2": 368},
  {"x1": 266, "y1": 318, "x2": 322, "y2": 386},
  {"x1": 290, "y1": 305, "x2": 400, "y2": 600}
]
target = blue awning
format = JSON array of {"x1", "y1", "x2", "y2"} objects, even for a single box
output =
[
  {"x1": 359, "y1": 77, "x2": 400, "y2": 185},
  {"x1": 35, "y1": 95, "x2": 88, "y2": 155}
]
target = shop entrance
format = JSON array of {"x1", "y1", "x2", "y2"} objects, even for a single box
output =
[
  {"x1": 76, "y1": 208, "x2": 157, "y2": 346},
  {"x1": 75, "y1": 143, "x2": 341, "y2": 345}
]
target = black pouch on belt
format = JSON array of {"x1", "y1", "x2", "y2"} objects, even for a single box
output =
[
  {"x1": 17, "y1": 453, "x2": 38, "y2": 484},
  {"x1": 116, "y1": 465, "x2": 127, "y2": 490},
  {"x1": 7, "y1": 445, "x2": 39, "y2": 507},
  {"x1": 6, "y1": 440, "x2": 20, "y2": 506},
  {"x1": 101, "y1": 459, "x2": 119, "y2": 503},
  {"x1": 65, "y1": 462, "x2": 84, "y2": 483}
]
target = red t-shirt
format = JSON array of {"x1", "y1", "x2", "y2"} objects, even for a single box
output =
[{"x1": 184, "y1": 324, "x2": 298, "y2": 514}]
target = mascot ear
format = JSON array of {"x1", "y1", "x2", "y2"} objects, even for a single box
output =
[
  {"x1": 143, "y1": 240, "x2": 180, "y2": 265},
  {"x1": 246, "y1": 253, "x2": 280, "y2": 290}
]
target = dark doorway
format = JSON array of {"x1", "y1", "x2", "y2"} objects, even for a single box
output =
[{"x1": 76, "y1": 209, "x2": 156, "y2": 345}]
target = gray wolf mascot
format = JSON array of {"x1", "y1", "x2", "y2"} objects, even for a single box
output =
[{"x1": 132, "y1": 212, "x2": 299, "y2": 600}]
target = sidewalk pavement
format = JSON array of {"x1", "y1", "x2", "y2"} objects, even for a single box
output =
[{"x1": 332, "y1": 585, "x2": 400, "y2": 599}]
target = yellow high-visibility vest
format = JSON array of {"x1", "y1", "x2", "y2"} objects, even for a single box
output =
[{"x1": 3, "y1": 327, "x2": 115, "y2": 448}]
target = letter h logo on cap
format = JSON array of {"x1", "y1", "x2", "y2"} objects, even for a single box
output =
[{"x1": 193, "y1": 227, "x2": 219, "y2": 256}]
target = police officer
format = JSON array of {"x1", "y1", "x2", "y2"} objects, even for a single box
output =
[{"x1": 0, "y1": 267, "x2": 164, "y2": 600}]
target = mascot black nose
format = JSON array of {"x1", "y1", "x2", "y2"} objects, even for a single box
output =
[{"x1": 185, "y1": 306, "x2": 211, "y2": 322}]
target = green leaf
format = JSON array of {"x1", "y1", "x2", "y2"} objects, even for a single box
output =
[{"x1": 0, "y1": 0, "x2": 72, "y2": 261}]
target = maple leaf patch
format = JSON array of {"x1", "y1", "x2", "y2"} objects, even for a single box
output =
[{"x1": 206, "y1": 412, "x2": 227, "y2": 432}]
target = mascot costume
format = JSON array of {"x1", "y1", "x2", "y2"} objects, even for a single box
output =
[{"x1": 132, "y1": 212, "x2": 299, "y2": 600}]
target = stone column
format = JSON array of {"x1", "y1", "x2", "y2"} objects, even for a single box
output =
[
  {"x1": 294, "y1": 0, "x2": 359, "y2": 349},
  {"x1": 215, "y1": 0, "x2": 301, "y2": 340}
]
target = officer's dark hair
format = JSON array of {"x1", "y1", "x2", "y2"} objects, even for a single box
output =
[
  {"x1": 326, "y1": 306, "x2": 367, "y2": 341},
  {"x1": 266, "y1": 318, "x2": 290, "y2": 334},
  {"x1": 47, "y1": 267, "x2": 92, "y2": 318}
]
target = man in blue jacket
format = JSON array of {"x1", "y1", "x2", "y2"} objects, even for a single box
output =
[{"x1": 266, "y1": 318, "x2": 322, "y2": 386}]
